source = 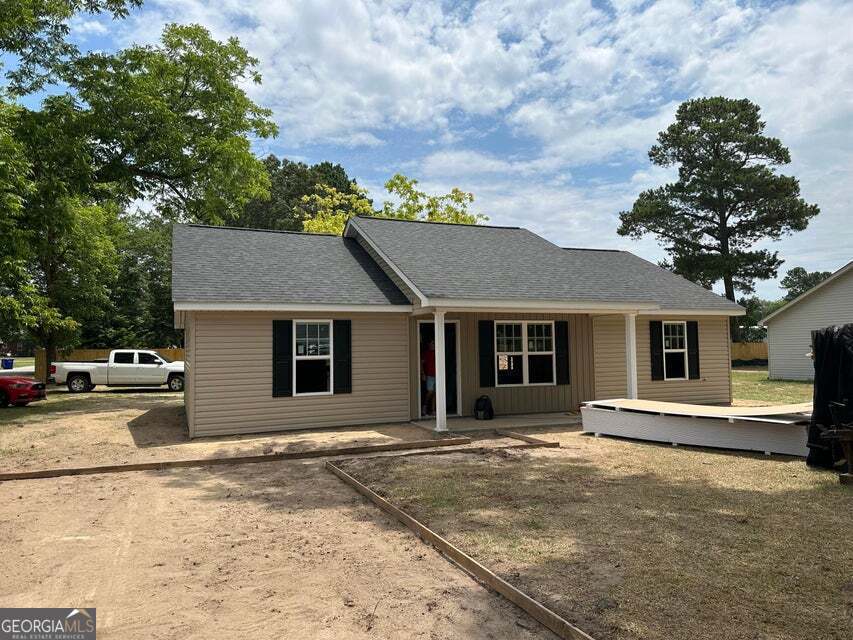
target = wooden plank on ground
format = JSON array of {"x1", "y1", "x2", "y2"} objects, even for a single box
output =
[
  {"x1": 0, "y1": 437, "x2": 471, "y2": 482},
  {"x1": 342, "y1": 440, "x2": 562, "y2": 464},
  {"x1": 496, "y1": 430, "x2": 560, "y2": 447},
  {"x1": 326, "y1": 461, "x2": 596, "y2": 640}
]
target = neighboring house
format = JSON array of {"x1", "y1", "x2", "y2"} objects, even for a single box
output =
[
  {"x1": 172, "y1": 216, "x2": 743, "y2": 437},
  {"x1": 761, "y1": 261, "x2": 853, "y2": 381}
]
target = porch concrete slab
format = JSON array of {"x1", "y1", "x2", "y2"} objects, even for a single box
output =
[{"x1": 411, "y1": 412, "x2": 580, "y2": 433}]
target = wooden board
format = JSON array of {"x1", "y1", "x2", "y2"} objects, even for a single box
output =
[
  {"x1": 581, "y1": 407, "x2": 809, "y2": 456},
  {"x1": 584, "y1": 398, "x2": 812, "y2": 419},
  {"x1": 0, "y1": 436, "x2": 471, "y2": 482},
  {"x1": 326, "y1": 461, "x2": 596, "y2": 640}
]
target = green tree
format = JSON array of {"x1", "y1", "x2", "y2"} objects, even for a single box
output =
[
  {"x1": 236, "y1": 156, "x2": 359, "y2": 231},
  {"x1": 301, "y1": 183, "x2": 376, "y2": 234},
  {"x1": 7, "y1": 24, "x2": 277, "y2": 372},
  {"x1": 301, "y1": 173, "x2": 488, "y2": 235},
  {"x1": 65, "y1": 23, "x2": 277, "y2": 223},
  {"x1": 381, "y1": 174, "x2": 487, "y2": 225},
  {"x1": 9, "y1": 98, "x2": 111, "y2": 366},
  {"x1": 80, "y1": 212, "x2": 180, "y2": 348},
  {"x1": 779, "y1": 266, "x2": 832, "y2": 301},
  {"x1": 618, "y1": 97, "x2": 819, "y2": 304},
  {"x1": 0, "y1": 98, "x2": 33, "y2": 334},
  {"x1": 0, "y1": 0, "x2": 141, "y2": 93}
]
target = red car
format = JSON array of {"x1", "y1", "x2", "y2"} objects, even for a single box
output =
[{"x1": 0, "y1": 376, "x2": 47, "y2": 407}]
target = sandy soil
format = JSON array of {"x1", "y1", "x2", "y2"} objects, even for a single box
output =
[
  {"x1": 341, "y1": 428, "x2": 853, "y2": 640},
  {"x1": 0, "y1": 459, "x2": 557, "y2": 639},
  {"x1": 0, "y1": 389, "x2": 443, "y2": 472}
]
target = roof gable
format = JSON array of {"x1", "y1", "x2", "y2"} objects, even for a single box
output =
[
  {"x1": 761, "y1": 261, "x2": 853, "y2": 324},
  {"x1": 172, "y1": 224, "x2": 409, "y2": 307}
]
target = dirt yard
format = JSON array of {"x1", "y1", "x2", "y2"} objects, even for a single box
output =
[
  {"x1": 0, "y1": 389, "x2": 442, "y2": 471},
  {"x1": 0, "y1": 459, "x2": 559, "y2": 639},
  {"x1": 2, "y1": 383, "x2": 845, "y2": 639},
  {"x1": 340, "y1": 429, "x2": 853, "y2": 640}
]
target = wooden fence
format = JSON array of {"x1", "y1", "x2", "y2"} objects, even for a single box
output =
[
  {"x1": 731, "y1": 342, "x2": 768, "y2": 361},
  {"x1": 35, "y1": 347, "x2": 185, "y2": 382}
]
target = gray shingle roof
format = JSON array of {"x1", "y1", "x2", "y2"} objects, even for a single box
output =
[
  {"x1": 348, "y1": 216, "x2": 742, "y2": 312},
  {"x1": 172, "y1": 224, "x2": 409, "y2": 305}
]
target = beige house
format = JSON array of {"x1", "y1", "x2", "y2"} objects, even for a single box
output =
[
  {"x1": 172, "y1": 217, "x2": 744, "y2": 437},
  {"x1": 762, "y1": 260, "x2": 853, "y2": 380}
]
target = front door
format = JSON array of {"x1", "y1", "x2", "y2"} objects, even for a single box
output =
[{"x1": 418, "y1": 321, "x2": 459, "y2": 418}]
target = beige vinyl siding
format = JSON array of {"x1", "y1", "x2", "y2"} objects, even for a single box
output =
[
  {"x1": 189, "y1": 311, "x2": 410, "y2": 437},
  {"x1": 592, "y1": 315, "x2": 627, "y2": 399},
  {"x1": 184, "y1": 312, "x2": 196, "y2": 435},
  {"x1": 409, "y1": 313, "x2": 595, "y2": 418},
  {"x1": 593, "y1": 314, "x2": 732, "y2": 404},
  {"x1": 766, "y1": 269, "x2": 853, "y2": 380}
]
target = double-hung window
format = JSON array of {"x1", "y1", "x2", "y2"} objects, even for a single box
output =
[
  {"x1": 294, "y1": 320, "x2": 333, "y2": 395},
  {"x1": 495, "y1": 321, "x2": 555, "y2": 386},
  {"x1": 662, "y1": 321, "x2": 688, "y2": 380}
]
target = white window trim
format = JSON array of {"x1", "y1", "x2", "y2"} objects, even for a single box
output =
[
  {"x1": 662, "y1": 320, "x2": 688, "y2": 381},
  {"x1": 293, "y1": 319, "x2": 334, "y2": 397},
  {"x1": 494, "y1": 320, "x2": 557, "y2": 387}
]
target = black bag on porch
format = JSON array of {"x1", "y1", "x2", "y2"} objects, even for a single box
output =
[
  {"x1": 474, "y1": 395, "x2": 494, "y2": 420},
  {"x1": 807, "y1": 323, "x2": 853, "y2": 468}
]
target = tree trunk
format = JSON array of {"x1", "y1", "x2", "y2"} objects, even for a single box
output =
[
  {"x1": 722, "y1": 273, "x2": 736, "y2": 302},
  {"x1": 45, "y1": 339, "x2": 57, "y2": 385},
  {"x1": 719, "y1": 222, "x2": 741, "y2": 342},
  {"x1": 724, "y1": 273, "x2": 741, "y2": 342}
]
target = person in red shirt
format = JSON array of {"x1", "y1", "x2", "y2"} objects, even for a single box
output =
[{"x1": 421, "y1": 339, "x2": 436, "y2": 416}]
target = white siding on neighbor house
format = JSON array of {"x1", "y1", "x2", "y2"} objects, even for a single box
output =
[
  {"x1": 593, "y1": 314, "x2": 732, "y2": 405},
  {"x1": 186, "y1": 311, "x2": 411, "y2": 437},
  {"x1": 766, "y1": 269, "x2": 853, "y2": 380}
]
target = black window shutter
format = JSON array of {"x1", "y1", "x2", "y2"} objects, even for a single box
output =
[
  {"x1": 650, "y1": 321, "x2": 664, "y2": 381},
  {"x1": 687, "y1": 320, "x2": 700, "y2": 379},
  {"x1": 333, "y1": 319, "x2": 352, "y2": 394},
  {"x1": 478, "y1": 320, "x2": 495, "y2": 388},
  {"x1": 272, "y1": 320, "x2": 293, "y2": 397},
  {"x1": 555, "y1": 320, "x2": 570, "y2": 385}
]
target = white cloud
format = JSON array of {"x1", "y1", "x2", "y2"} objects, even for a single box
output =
[
  {"x1": 118, "y1": 0, "x2": 554, "y2": 145},
  {"x1": 109, "y1": 0, "x2": 852, "y2": 298},
  {"x1": 69, "y1": 18, "x2": 110, "y2": 37}
]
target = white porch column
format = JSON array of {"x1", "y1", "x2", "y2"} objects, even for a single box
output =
[
  {"x1": 434, "y1": 309, "x2": 447, "y2": 432},
  {"x1": 625, "y1": 312, "x2": 638, "y2": 399}
]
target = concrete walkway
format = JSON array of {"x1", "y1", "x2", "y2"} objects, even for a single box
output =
[{"x1": 411, "y1": 411, "x2": 580, "y2": 433}]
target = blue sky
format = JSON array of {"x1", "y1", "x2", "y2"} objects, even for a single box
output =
[{"x1": 56, "y1": 1, "x2": 853, "y2": 299}]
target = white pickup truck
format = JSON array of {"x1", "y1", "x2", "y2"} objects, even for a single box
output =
[{"x1": 52, "y1": 349, "x2": 185, "y2": 393}]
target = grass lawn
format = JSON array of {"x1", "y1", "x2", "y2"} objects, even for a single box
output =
[
  {"x1": 731, "y1": 368, "x2": 812, "y2": 405},
  {"x1": 340, "y1": 432, "x2": 852, "y2": 640}
]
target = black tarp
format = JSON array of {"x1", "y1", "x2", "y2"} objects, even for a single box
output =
[{"x1": 807, "y1": 323, "x2": 853, "y2": 468}]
